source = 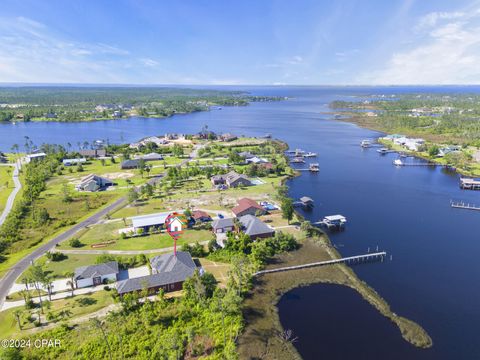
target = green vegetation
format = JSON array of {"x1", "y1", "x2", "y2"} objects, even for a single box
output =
[
  {"x1": 330, "y1": 94, "x2": 480, "y2": 175},
  {"x1": 0, "y1": 86, "x2": 283, "y2": 122},
  {"x1": 0, "y1": 164, "x2": 15, "y2": 213},
  {"x1": 0, "y1": 150, "x2": 118, "y2": 269},
  {"x1": 0, "y1": 290, "x2": 114, "y2": 338},
  {"x1": 238, "y1": 228, "x2": 432, "y2": 359}
]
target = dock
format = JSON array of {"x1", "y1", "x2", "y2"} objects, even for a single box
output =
[
  {"x1": 293, "y1": 196, "x2": 314, "y2": 209},
  {"x1": 314, "y1": 214, "x2": 347, "y2": 230},
  {"x1": 460, "y1": 178, "x2": 480, "y2": 190},
  {"x1": 254, "y1": 251, "x2": 387, "y2": 276},
  {"x1": 451, "y1": 200, "x2": 480, "y2": 211},
  {"x1": 393, "y1": 160, "x2": 440, "y2": 167}
]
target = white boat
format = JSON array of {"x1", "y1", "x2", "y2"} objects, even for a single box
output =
[
  {"x1": 294, "y1": 148, "x2": 305, "y2": 156},
  {"x1": 309, "y1": 163, "x2": 319, "y2": 172},
  {"x1": 393, "y1": 159, "x2": 404, "y2": 166},
  {"x1": 291, "y1": 157, "x2": 305, "y2": 164},
  {"x1": 361, "y1": 140, "x2": 371, "y2": 148},
  {"x1": 304, "y1": 152, "x2": 317, "y2": 158},
  {"x1": 377, "y1": 148, "x2": 388, "y2": 154}
]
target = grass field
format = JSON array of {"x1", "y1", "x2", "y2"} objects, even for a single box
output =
[
  {"x1": 0, "y1": 165, "x2": 15, "y2": 213},
  {"x1": 0, "y1": 290, "x2": 114, "y2": 338},
  {"x1": 59, "y1": 225, "x2": 213, "y2": 251}
]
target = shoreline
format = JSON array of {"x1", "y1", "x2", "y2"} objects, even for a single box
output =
[
  {"x1": 238, "y1": 235, "x2": 432, "y2": 359},
  {"x1": 328, "y1": 111, "x2": 480, "y2": 177}
]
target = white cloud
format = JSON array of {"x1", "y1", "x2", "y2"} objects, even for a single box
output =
[
  {"x1": 140, "y1": 58, "x2": 159, "y2": 67},
  {"x1": 358, "y1": 7, "x2": 480, "y2": 84},
  {"x1": 0, "y1": 17, "x2": 139, "y2": 83}
]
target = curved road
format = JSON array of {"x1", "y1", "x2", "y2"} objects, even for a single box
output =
[
  {"x1": 0, "y1": 163, "x2": 21, "y2": 226},
  {"x1": 0, "y1": 144, "x2": 204, "y2": 309}
]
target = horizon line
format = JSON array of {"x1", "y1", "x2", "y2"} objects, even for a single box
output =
[{"x1": 1, "y1": 82, "x2": 480, "y2": 88}]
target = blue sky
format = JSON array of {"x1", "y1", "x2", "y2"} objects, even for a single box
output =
[{"x1": 1, "y1": 0, "x2": 479, "y2": 85}]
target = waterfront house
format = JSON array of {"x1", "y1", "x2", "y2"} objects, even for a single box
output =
[
  {"x1": 232, "y1": 198, "x2": 266, "y2": 217},
  {"x1": 76, "y1": 174, "x2": 114, "y2": 192},
  {"x1": 238, "y1": 214, "x2": 275, "y2": 240},
  {"x1": 116, "y1": 252, "x2": 196, "y2": 295},
  {"x1": 212, "y1": 217, "x2": 235, "y2": 233},
  {"x1": 438, "y1": 146, "x2": 461, "y2": 157},
  {"x1": 74, "y1": 261, "x2": 119, "y2": 288}
]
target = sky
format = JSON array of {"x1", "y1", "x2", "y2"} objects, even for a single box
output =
[{"x1": 1, "y1": 0, "x2": 480, "y2": 85}]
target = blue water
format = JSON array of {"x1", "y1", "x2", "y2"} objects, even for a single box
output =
[{"x1": 1, "y1": 85, "x2": 480, "y2": 358}]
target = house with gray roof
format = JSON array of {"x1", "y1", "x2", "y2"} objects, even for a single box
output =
[
  {"x1": 74, "y1": 261, "x2": 119, "y2": 288},
  {"x1": 116, "y1": 252, "x2": 196, "y2": 295},
  {"x1": 76, "y1": 174, "x2": 114, "y2": 192},
  {"x1": 212, "y1": 217, "x2": 235, "y2": 233},
  {"x1": 210, "y1": 171, "x2": 252, "y2": 188},
  {"x1": 239, "y1": 214, "x2": 275, "y2": 240}
]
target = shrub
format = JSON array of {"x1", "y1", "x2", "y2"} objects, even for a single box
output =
[{"x1": 69, "y1": 238, "x2": 83, "y2": 248}]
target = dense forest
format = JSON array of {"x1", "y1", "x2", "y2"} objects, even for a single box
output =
[{"x1": 0, "y1": 87, "x2": 283, "y2": 122}]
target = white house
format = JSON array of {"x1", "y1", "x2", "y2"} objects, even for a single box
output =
[{"x1": 74, "y1": 261, "x2": 119, "y2": 288}]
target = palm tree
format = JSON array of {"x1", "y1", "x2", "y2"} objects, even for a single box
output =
[
  {"x1": 65, "y1": 272, "x2": 75, "y2": 297},
  {"x1": 21, "y1": 275, "x2": 30, "y2": 292},
  {"x1": 42, "y1": 276, "x2": 54, "y2": 301},
  {"x1": 13, "y1": 309, "x2": 22, "y2": 330},
  {"x1": 90, "y1": 318, "x2": 113, "y2": 360}
]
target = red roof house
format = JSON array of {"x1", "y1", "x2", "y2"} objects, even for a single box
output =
[{"x1": 231, "y1": 198, "x2": 266, "y2": 217}]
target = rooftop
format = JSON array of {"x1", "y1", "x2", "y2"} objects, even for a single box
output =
[
  {"x1": 239, "y1": 214, "x2": 274, "y2": 237},
  {"x1": 75, "y1": 261, "x2": 119, "y2": 280}
]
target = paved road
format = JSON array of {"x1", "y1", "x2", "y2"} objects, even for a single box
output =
[
  {"x1": 0, "y1": 163, "x2": 21, "y2": 226},
  {"x1": 0, "y1": 143, "x2": 205, "y2": 309}
]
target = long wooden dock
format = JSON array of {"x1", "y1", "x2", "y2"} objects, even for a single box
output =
[
  {"x1": 451, "y1": 201, "x2": 480, "y2": 211},
  {"x1": 254, "y1": 251, "x2": 387, "y2": 276}
]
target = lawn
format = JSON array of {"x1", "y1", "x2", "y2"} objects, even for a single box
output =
[
  {"x1": 0, "y1": 290, "x2": 114, "y2": 338},
  {"x1": 59, "y1": 224, "x2": 213, "y2": 251},
  {"x1": 198, "y1": 258, "x2": 231, "y2": 286},
  {"x1": 0, "y1": 165, "x2": 15, "y2": 213}
]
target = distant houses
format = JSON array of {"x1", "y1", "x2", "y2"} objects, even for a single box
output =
[
  {"x1": 116, "y1": 252, "x2": 197, "y2": 296},
  {"x1": 232, "y1": 198, "x2": 266, "y2": 217},
  {"x1": 238, "y1": 214, "x2": 275, "y2": 240},
  {"x1": 74, "y1": 261, "x2": 119, "y2": 288},
  {"x1": 210, "y1": 171, "x2": 252, "y2": 188},
  {"x1": 79, "y1": 149, "x2": 107, "y2": 158},
  {"x1": 130, "y1": 211, "x2": 185, "y2": 233},
  {"x1": 76, "y1": 174, "x2": 114, "y2": 192},
  {"x1": 133, "y1": 152, "x2": 164, "y2": 162},
  {"x1": 219, "y1": 133, "x2": 238, "y2": 142},
  {"x1": 63, "y1": 158, "x2": 87, "y2": 166},
  {"x1": 129, "y1": 136, "x2": 169, "y2": 149},
  {"x1": 25, "y1": 152, "x2": 47, "y2": 163}
]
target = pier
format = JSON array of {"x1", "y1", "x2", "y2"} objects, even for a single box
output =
[
  {"x1": 254, "y1": 251, "x2": 387, "y2": 276},
  {"x1": 451, "y1": 200, "x2": 480, "y2": 211},
  {"x1": 393, "y1": 160, "x2": 440, "y2": 167},
  {"x1": 460, "y1": 178, "x2": 480, "y2": 190},
  {"x1": 293, "y1": 196, "x2": 314, "y2": 209}
]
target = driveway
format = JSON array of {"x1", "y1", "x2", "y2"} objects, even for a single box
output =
[{"x1": 0, "y1": 162, "x2": 21, "y2": 227}]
